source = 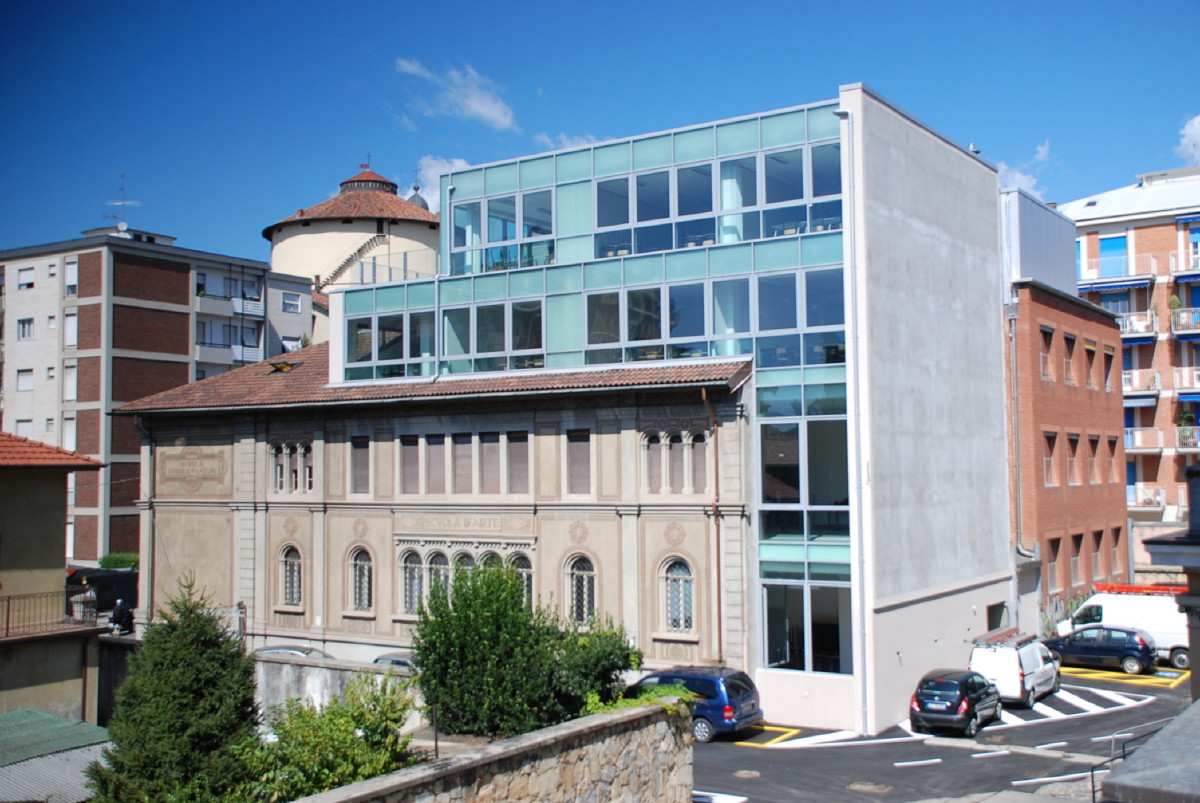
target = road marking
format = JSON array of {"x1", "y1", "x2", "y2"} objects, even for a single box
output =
[
  {"x1": 1060, "y1": 666, "x2": 1190, "y2": 689},
  {"x1": 970, "y1": 750, "x2": 1010, "y2": 758},
  {"x1": 1088, "y1": 688, "x2": 1139, "y2": 706},
  {"x1": 1035, "y1": 741, "x2": 1068, "y2": 750},
  {"x1": 1012, "y1": 769, "x2": 1108, "y2": 787},
  {"x1": 1030, "y1": 701, "x2": 1067, "y2": 718},
  {"x1": 1052, "y1": 689, "x2": 1103, "y2": 712},
  {"x1": 735, "y1": 725, "x2": 804, "y2": 747},
  {"x1": 997, "y1": 708, "x2": 1024, "y2": 725},
  {"x1": 894, "y1": 758, "x2": 942, "y2": 768},
  {"x1": 691, "y1": 792, "x2": 749, "y2": 803}
]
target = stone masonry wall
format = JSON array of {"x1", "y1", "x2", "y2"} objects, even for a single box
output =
[{"x1": 296, "y1": 703, "x2": 693, "y2": 803}]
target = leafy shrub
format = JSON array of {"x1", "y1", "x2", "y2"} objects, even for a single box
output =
[{"x1": 99, "y1": 552, "x2": 139, "y2": 569}]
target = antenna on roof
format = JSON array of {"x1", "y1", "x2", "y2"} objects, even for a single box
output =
[{"x1": 104, "y1": 173, "x2": 142, "y2": 224}]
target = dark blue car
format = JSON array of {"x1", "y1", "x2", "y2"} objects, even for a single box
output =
[
  {"x1": 630, "y1": 666, "x2": 763, "y2": 742},
  {"x1": 1040, "y1": 625, "x2": 1156, "y2": 675}
]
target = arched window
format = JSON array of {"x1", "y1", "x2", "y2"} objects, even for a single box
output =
[
  {"x1": 567, "y1": 555, "x2": 595, "y2": 623},
  {"x1": 511, "y1": 553, "x2": 533, "y2": 605},
  {"x1": 401, "y1": 551, "x2": 423, "y2": 614},
  {"x1": 691, "y1": 432, "x2": 707, "y2": 492},
  {"x1": 271, "y1": 444, "x2": 285, "y2": 492},
  {"x1": 480, "y1": 552, "x2": 502, "y2": 568},
  {"x1": 663, "y1": 559, "x2": 694, "y2": 632},
  {"x1": 645, "y1": 434, "x2": 662, "y2": 493},
  {"x1": 455, "y1": 553, "x2": 475, "y2": 571},
  {"x1": 350, "y1": 548, "x2": 373, "y2": 611},
  {"x1": 668, "y1": 433, "x2": 685, "y2": 493},
  {"x1": 280, "y1": 546, "x2": 301, "y2": 606},
  {"x1": 427, "y1": 552, "x2": 450, "y2": 596},
  {"x1": 301, "y1": 443, "x2": 314, "y2": 491}
]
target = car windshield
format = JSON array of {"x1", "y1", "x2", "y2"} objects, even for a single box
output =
[
  {"x1": 918, "y1": 679, "x2": 961, "y2": 701},
  {"x1": 724, "y1": 676, "x2": 754, "y2": 697}
]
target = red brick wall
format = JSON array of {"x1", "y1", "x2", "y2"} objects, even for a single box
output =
[
  {"x1": 74, "y1": 516, "x2": 99, "y2": 561},
  {"x1": 111, "y1": 357, "x2": 189, "y2": 403},
  {"x1": 78, "y1": 251, "x2": 103, "y2": 298},
  {"x1": 77, "y1": 356, "x2": 102, "y2": 402},
  {"x1": 1134, "y1": 222, "x2": 1176, "y2": 258},
  {"x1": 112, "y1": 251, "x2": 189, "y2": 305},
  {"x1": 110, "y1": 415, "x2": 142, "y2": 456},
  {"x1": 108, "y1": 515, "x2": 139, "y2": 554},
  {"x1": 109, "y1": 463, "x2": 140, "y2": 508},
  {"x1": 78, "y1": 304, "x2": 103, "y2": 350},
  {"x1": 76, "y1": 409, "x2": 102, "y2": 455},
  {"x1": 112, "y1": 305, "x2": 189, "y2": 355},
  {"x1": 75, "y1": 471, "x2": 100, "y2": 508}
]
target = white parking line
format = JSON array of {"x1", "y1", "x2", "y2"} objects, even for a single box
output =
[
  {"x1": 971, "y1": 750, "x2": 1010, "y2": 758},
  {"x1": 997, "y1": 708, "x2": 1024, "y2": 725},
  {"x1": 1029, "y1": 701, "x2": 1067, "y2": 718},
  {"x1": 1088, "y1": 688, "x2": 1140, "y2": 706},
  {"x1": 894, "y1": 758, "x2": 942, "y2": 767},
  {"x1": 1035, "y1": 741, "x2": 1068, "y2": 750},
  {"x1": 1052, "y1": 689, "x2": 1104, "y2": 712}
]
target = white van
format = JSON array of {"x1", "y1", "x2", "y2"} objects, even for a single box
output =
[
  {"x1": 1056, "y1": 585, "x2": 1189, "y2": 670},
  {"x1": 968, "y1": 629, "x2": 1060, "y2": 708}
]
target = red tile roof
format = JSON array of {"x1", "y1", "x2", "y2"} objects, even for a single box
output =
[
  {"x1": 0, "y1": 432, "x2": 105, "y2": 470},
  {"x1": 345, "y1": 169, "x2": 392, "y2": 184},
  {"x1": 116, "y1": 342, "x2": 753, "y2": 415}
]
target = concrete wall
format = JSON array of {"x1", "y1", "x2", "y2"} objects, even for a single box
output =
[
  {"x1": 1001, "y1": 189, "x2": 1078, "y2": 295},
  {"x1": 254, "y1": 654, "x2": 400, "y2": 714},
  {"x1": 295, "y1": 703, "x2": 692, "y2": 803}
]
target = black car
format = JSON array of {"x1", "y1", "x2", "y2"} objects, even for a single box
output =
[
  {"x1": 909, "y1": 669, "x2": 1001, "y2": 738},
  {"x1": 629, "y1": 666, "x2": 763, "y2": 743},
  {"x1": 1040, "y1": 625, "x2": 1156, "y2": 675}
]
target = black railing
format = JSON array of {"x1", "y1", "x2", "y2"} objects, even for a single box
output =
[{"x1": 0, "y1": 589, "x2": 99, "y2": 638}]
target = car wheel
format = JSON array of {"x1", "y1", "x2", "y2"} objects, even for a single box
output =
[
  {"x1": 1051, "y1": 673, "x2": 1060, "y2": 694},
  {"x1": 1021, "y1": 687, "x2": 1035, "y2": 709},
  {"x1": 1049, "y1": 650, "x2": 1063, "y2": 666},
  {"x1": 692, "y1": 717, "x2": 715, "y2": 743},
  {"x1": 962, "y1": 713, "x2": 979, "y2": 739},
  {"x1": 1170, "y1": 649, "x2": 1189, "y2": 671},
  {"x1": 1121, "y1": 656, "x2": 1144, "y2": 675}
]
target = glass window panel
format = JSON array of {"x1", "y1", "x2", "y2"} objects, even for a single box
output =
[
  {"x1": 666, "y1": 249, "x2": 707, "y2": 281},
  {"x1": 585, "y1": 348, "x2": 622, "y2": 365},
  {"x1": 808, "y1": 105, "x2": 840, "y2": 140},
  {"x1": 762, "y1": 423, "x2": 800, "y2": 503},
  {"x1": 756, "y1": 367, "x2": 805, "y2": 387},
  {"x1": 634, "y1": 134, "x2": 672, "y2": 170},
  {"x1": 757, "y1": 334, "x2": 803, "y2": 368},
  {"x1": 810, "y1": 200, "x2": 842, "y2": 232},
  {"x1": 474, "y1": 274, "x2": 507, "y2": 301},
  {"x1": 521, "y1": 241, "x2": 554, "y2": 267},
  {"x1": 809, "y1": 510, "x2": 849, "y2": 538},
  {"x1": 567, "y1": 430, "x2": 592, "y2": 494},
  {"x1": 556, "y1": 150, "x2": 592, "y2": 182},
  {"x1": 806, "y1": 268, "x2": 844, "y2": 327},
  {"x1": 441, "y1": 277, "x2": 472, "y2": 305},
  {"x1": 719, "y1": 157, "x2": 757, "y2": 210},
  {"x1": 756, "y1": 239, "x2": 800, "y2": 271},
  {"x1": 804, "y1": 331, "x2": 845, "y2": 365},
  {"x1": 546, "y1": 266, "x2": 583, "y2": 295},
  {"x1": 512, "y1": 300, "x2": 542, "y2": 351},
  {"x1": 801, "y1": 232, "x2": 843, "y2": 266},
  {"x1": 761, "y1": 110, "x2": 806, "y2": 148},
  {"x1": 597, "y1": 178, "x2": 629, "y2": 227},
  {"x1": 487, "y1": 196, "x2": 517, "y2": 242},
  {"x1": 449, "y1": 250, "x2": 480, "y2": 276},
  {"x1": 450, "y1": 168, "x2": 483, "y2": 198},
  {"x1": 453, "y1": 202, "x2": 481, "y2": 248},
  {"x1": 668, "y1": 284, "x2": 704, "y2": 338},
  {"x1": 595, "y1": 229, "x2": 632, "y2": 259},
  {"x1": 377, "y1": 314, "x2": 404, "y2": 361},
  {"x1": 811, "y1": 143, "x2": 842, "y2": 197},
  {"x1": 808, "y1": 419, "x2": 848, "y2": 505},
  {"x1": 376, "y1": 285, "x2": 405, "y2": 311},
  {"x1": 587, "y1": 292, "x2": 620, "y2": 344},
  {"x1": 546, "y1": 293, "x2": 582, "y2": 351},
  {"x1": 407, "y1": 282, "x2": 435, "y2": 308},
  {"x1": 585, "y1": 260, "x2": 623, "y2": 289},
  {"x1": 709, "y1": 243, "x2": 752, "y2": 276},
  {"x1": 624, "y1": 255, "x2": 663, "y2": 286},
  {"x1": 508, "y1": 431, "x2": 529, "y2": 493},
  {"x1": 556, "y1": 181, "x2": 593, "y2": 237},
  {"x1": 485, "y1": 163, "x2": 518, "y2": 195},
  {"x1": 345, "y1": 289, "x2": 374, "y2": 315},
  {"x1": 408, "y1": 311, "x2": 434, "y2": 359},
  {"x1": 510, "y1": 269, "x2": 544, "y2": 297},
  {"x1": 717, "y1": 119, "x2": 759, "y2": 156},
  {"x1": 758, "y1": 274, "x2": 798, "y2": 330},
  {"x1": 763, "y1": 205, "x2": 808, "y2": 237},
  {"x1": 806, "y1": 383, "x2": 847, "y2": 415},
  {"x1": 669, "y1": 341, "x2": 710, "y2": 359},
  {"x1": 522, "y1": 190, "x2": 553, "y2": 237},
  {"x1": 520, "y1": 156, "x2": 554, "y2": 188},
  {"x1": 485, "y1": 244, "x2": 517, "y2": 272},
  {"x1": 718, "y1": 212, "x2": 760, "y2": 244},
  {"x1": 676, "y1": 218, "x2": 716, "y2": 249},
  {"x1": 627, "y1": 288, "x2": 662, "y2": 341},
  {"x1": 594, "y1": 142, "x2": 630, "y2": 176},
  {"x1": 673, "y1": 127, "x2": 713, "y2": 162},
  {"x1": 712, "y1": 278, "x2": 751, "y2": 334},
  {"x1": 636, "y1": 171, "x2": 670, "y2": 221},
  {"x1": 476, "y1": 304, "x2": 506, "y2": 353},
  {"x1": 347, "y1": 318, "x2": 372, "y2": 362},
  {"x1": 758, "y1": 385, "x2": 805, "y2": 417},
  {"x1": 761, "y1": 510, "x2": 804, "y2": 542},
  {"x1": 804, "y1": 364, "x2": 846, "y2": 384},
  {"x1": 556, "y1": 235, "x2": 592, "y2": 263},
  {"x1": 677, "y1": 164, "x2": 713, "y2": 217},
  {"x1": 442, "y1": 308, "x2": 470, "y2": 355},
  {"x1": 765, "y1": 149, "x2": 804, "y2": 203},
  {"x1": 634, "y1": 223, "x2": 672, "y2": 254}
]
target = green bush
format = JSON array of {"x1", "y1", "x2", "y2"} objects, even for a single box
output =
[{"x1": 99, "y1": 552, "x2": 139, "y2": 569}]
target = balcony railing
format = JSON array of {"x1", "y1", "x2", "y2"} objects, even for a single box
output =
[
  {"x1": 1117, "y1": 310, "x2": 1157, "y2": 336},
  {"x1": 231, "y1": 345, "x2": 263, "y2": 364},
  {"x1": 232, "y1": 297, "x2": 264, "y2": 317},
  {"x1": 1, "y1": 589, "x2": 99, "y2": 639},
  {"x1": 1127, "y1": 484, "x2": 1165, "y2": 507},
  {"x1": 1170, "y1": 307, "x2": 1200, "y2": 335},
  {"x1": 345, "y1": 248, "x2": 439, "y2": 285},
  {"x1": 1079, "y1": 253, "x2": 1158, "y2": 282},
  {"x1": 1124, "y1": 427, "x2": 1163, "y2": 451},
  {"x1": 1122, "y1": 369, "x2": 1160, "y2": 393},
  {"x1": 1063, "y1": 357, "x2": 1076, "y2": 386},
  {"x1": 1040, "y1": 352, "x2": 1054, "y2": 382},
  {"x1": 1177, "y1": 426, "x2": 1200, "y2": 450},
  {"x1": 1169, "y1": 248, "x2": 1200, "y2": 274},
  {"x1": 1175, "y1": 367, "x2": 1200, "y2": 390}
]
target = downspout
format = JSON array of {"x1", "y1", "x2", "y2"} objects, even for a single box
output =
[
  {"x1": 701, "y1": 387, "x2": 724, "y2": 664},
  {"x1": 133, "y1": 414, "x2": 156, "y2": 620}
]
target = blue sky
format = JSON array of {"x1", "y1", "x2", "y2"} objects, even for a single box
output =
[{"x1": 2, "y1": 1, "x2": 1197, "y2": 263}]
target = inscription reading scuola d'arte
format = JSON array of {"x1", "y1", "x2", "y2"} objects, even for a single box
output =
[
  {"x1": 421, "y1": 514, "x2": 502, "y2": 531},
  {"x1": 162, "y1": 450, "x2": 225, "y2": 481}
]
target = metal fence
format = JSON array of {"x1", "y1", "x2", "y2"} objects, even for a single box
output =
[{"x1": 0, "y1": 588, "x2": 98, "y2": 638}]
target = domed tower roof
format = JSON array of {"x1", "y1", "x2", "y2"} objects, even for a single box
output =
[{"x1": 262, "y1": 169, "x2": 438, "y2": 241}]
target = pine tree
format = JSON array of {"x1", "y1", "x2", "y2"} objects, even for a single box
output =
[{"x1": 87, "y1": 579, "x2": 259, "y2": 802}]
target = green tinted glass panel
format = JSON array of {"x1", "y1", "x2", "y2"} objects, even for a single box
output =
[
  {"x1": 761, "y1": 510, "x2": 804, "y2": 542},
  {"x1": 665, "y1": 249, "x2": 707, "y2": 281},
  {"x1": 761, "y1": 562, "x2": 807, "y2": 580},
  {"x1": 509, "y1": 269, "x2": 544, "y2": 297},
  {"x1": 755, "y1": 239, "x2": 800, "y2": 271},
  {"x1": 556, "y1": 235, "x2": 593, "y2": 264},
  {"x1": 546, "y1": 293, "x2": 583, "y2": 351},
  {"x1": 805, "y1": 383, "x2": 847, "y2": 415},
  {"x1": 345, "y1": 289, "x2": 374, "y2": 314},
  {"x1": 801, "y1": 232, "x2": 843, "y2": 266},
  {"x1": 474, "y1": 274, "x2": 507, "y2": 301},
  {"x1": 407, "y1": 281, "x2": 435, "y2": 308},
  {"x1": 485, "y1": 163, "x2": 518, "y2": 195},
  {"x1": 556, "y1": 181, "x2": 592, "y2": 236},
  {"x1": 546, "y1": 264, "x2": 583, "y2": 293},
  {"x1": 546, "y1": 351, "x2": 583, "y2": 368},
  {"x1": 345, "y1": 366, "x2": 373, "y2": 380},
  {"x1": 755, "y1": 367, "x2": 805, "y2": 387},
  {"x1": 594, "y1": 142, "x2": 630, "y2": 176},
  {"x1": 760, "y1": 542, "x2": 806, "y2": 562},
  {"x1": 758, "y1": 385, "x2": 805, "y2": 417},
  {"x1": 585, "y1": 260, "x2": 623, "y2": 289},
  {"x1": 633, "y1": 135, "x2": 672, "y2": 170},
  {"x1": 451, "y1": 169, "x2": 483, "y2": 198},
  {"x1": 808, "y1": 563, "x2": 850, "y2": 582},
  {"x1": 808, "y1": 104, "x2": 840, "y2": 141},
  {"x1": 716, "y1": 119, "x2": 758, "y2": 156},
  {"x1": 761, "y1": 110, "x2": 806, "y2": 148},
  {"x1": 556, "y1": 150, "x2": 592, "y2": 182},
  {"x1": 440, "y1": 278, "x2": 472, "y2": 305},
  {"x1": 674, "y1": 127, "x2": 713, "y2": 162},
  {"x1": 375, "y1": 285, "x2": 405, "y2": 311},
  {"x1": 709, "y1": 243, "x2": 752, "y2": 276},
  {"x1": 520, "y1": 157, "x2": 554, "y2": 188},
  {"x1": 624, "y1": 255, "x2": 663, "y2": 286}
]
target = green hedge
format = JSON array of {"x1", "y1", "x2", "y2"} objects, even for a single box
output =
[{"x1": 99, "y1": 552, "x2": 139, "y2": 569}]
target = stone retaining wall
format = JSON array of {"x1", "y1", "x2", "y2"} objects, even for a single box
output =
[{"x1": 297, "y1": 703, "x2": 693, "y2": 803}]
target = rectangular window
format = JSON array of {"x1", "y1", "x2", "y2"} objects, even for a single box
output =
[
  {"x1": 426, "y1": 435, "x2": 446, "y2": 494},
  {"x1": 17, "y1": 318, "x2": 33, "y2": 339},
  {"x1": 719, "y1": 157, "x2": 756, "y2": 210},
  {"x1": 567, "y1": 429, "x2": 591, "y2": 494},
  {"x1": 351, "y1": 436, "x2": 370, "y2": 494},
  {"x1": 626, "y1": 288, "x2": 661, "y2": 342},
  {"x1": 1043, "y1": 433, "x2": 1057, "y2": 486},
  {"x1": 522, "y1": 189, "x2": 552, "y2": 237},
  {"x1": 1040, "y1": 328, "x2": 1054, "y2": 382},
  {"x1": 400, "y1": 435, "x2": 420, "y2": 494},
  {"x1": 17, "y1": 267, "x2": 34, "y2": 290},
  {"x1": 1047, "y1": 539, "x2": 1060, "y2": 592},
  {"x1": 677, "y1": 164, "x2": 712, "y2": 216},
  {"x1": 17, "y1": 369, "x2": 33, "y2": 391},
  {"x1": 282, "y1": 292, "x2": 301, "y2": 313},
  {"x1": 759, "y1": 274, "x2": 798, "y2": 331},
  {"x1": 46, "y1": 366, "x2": 56, "y2": 380},
  {"x1": 480, "y1": 432, "x2": 501, "y2": 493},
  {"x1": 64, "y1": 313, "x2": 77, "y2": 348},
  {"x1": 452, "y1": 433, "x2": 473, "y2": 493},
  {"x1": 597, "y1": 178, "x2": 630, "y2": 227},
  {"x1": 15, "y1": 420, "x2": 33, "y2": 437},
  {"x1": 765, "y1": 148, "x2": 804, "y2": 203},
  {"x1": 1067, "y1": 435, "x2": 1080, "y2": 485},
  {"x1": 65, "y1": 259, "x2": 77, "y2": 296},
  {"x1": 762, "y1": 423, "x2": 800, "y2": 503},
  {"x1": 48, "y1": 315, "x2": 57, "y2": 330},
  {"x1": 196, "y1": 272, "x2": 207, "y2": 295},
  {"x1": 636, "y1": 171, "x2": 670, "y2": 222},
  {"x1": 508, "y1": 431, "x2": 529, "y2": 493},
  {"x1": 45, "y1": 418, "x2": 55, "y2": 433}
]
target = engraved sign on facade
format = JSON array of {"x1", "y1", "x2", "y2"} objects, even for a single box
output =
[
  {"x1": 161, "y1": 446, "x2": 226, "y2": 492},
  {"x1": 394, "y1": 512, "x2": 533, "y2": 535}
]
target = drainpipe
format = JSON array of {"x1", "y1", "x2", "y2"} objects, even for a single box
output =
[
  {"x1": 701, "y1": 387, "x2": 724, "y2": 664},
  {"x1": 133, "y1": 414, "x2": 156, "y2": 621}
]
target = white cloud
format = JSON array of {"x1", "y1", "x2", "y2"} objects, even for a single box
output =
[
  {"x1": 414, "y1": 155, "x2": 471, "y2": 214},
  {"x1": 997, "y1": 139, "x2": 1051, "y2": 199},
  {"x1": 1176, "y1": 114, "x2": 1200, "y2": 165},
  {"x1": 395, "y1": 57, "x2": 517, "y2": 132},
  {"x1": 533, "y1": 131, "x2": 599, "y2": 151}
]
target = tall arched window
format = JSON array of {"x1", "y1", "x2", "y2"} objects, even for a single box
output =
[
  {"x1": 427, "y1": 552, "x2": 450, "y2": 596},
  {"x1": 667, "y1": 433, "x2": 685, "y2": 493},
  {"x1": 350, "y1": 548, "x2": 373, "y2": 611},
  {"x1": 645, "y1": 434, "x2": 662, "y2": 493},
  {"x1": 511, "y1": 553, "x2": 533, "y2": 606},
  {"x1": 690, "y1": 432, "x2": 707, "y2": 492},
  {"x1": 271, "y1": 444, "x2": 285, "y2": 492},
  {"x1": 663, "y1": 559, "x2": 694, "y2": 633},
  {"x1": 401, "y1": 551, "x2": 423, "y2": 614},
  {"x1": 281, "y1": 546, "x2": 302, "y2": 606},
  {"x1": 301, "y1": 443, "x2": 314, "y2": 491},
  {"x1": 567, "y1": 555, "x2": 596, "y2": 623}
]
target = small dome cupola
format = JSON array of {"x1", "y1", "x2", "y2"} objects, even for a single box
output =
[
  {"x1": 406, "y1": 185, "x2": 430, "y2": 210},
  {"x1": 340, "y1": 169, "x2": 398, "y2": 196}
]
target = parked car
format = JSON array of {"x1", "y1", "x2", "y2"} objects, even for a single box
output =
[
  {"x1": 373, "y1": 651, "x2": 415, "y2": 670},
  {"x1": 254, "y1": 645, "x2": 332, "y2": 659},
  {"x1": 628, "y1": 666, "x2": 763, "y2": 743},
  {"x1": 968, "y1": 629, "x2": 1060, "y2": 708},
  {"x1": 1040, "y1": 625, "x2": 1156, "y2": 675},
  {"x1": 1055, "y1": 585, "x2": 1188, "y2": 670},
  {"x1": 909, "y1": 669, "x2": 1001, "y2": 738}
]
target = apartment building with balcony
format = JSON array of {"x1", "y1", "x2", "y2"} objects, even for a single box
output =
[
  {"x1": 0, "y1": 227, "x2": 311, "y2": 561},
  {"x1": 1061, "y1": 167, "x2": 1200, "y2": 581}
]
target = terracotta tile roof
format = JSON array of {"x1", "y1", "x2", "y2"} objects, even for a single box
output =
[
  {"x1": 345, "y1": 169, "x2": 392, "y2": 184},
  {"x1": 311, "y1": 291, "x2": 329, "y2": 312},
  {"x1": 0, "y1": 432, "x2": 105, "y2": 470},
  {"x1": 117, "y1": 342, "x2": 753, "y2": 415},
  {"x1": 266, "y1": 190, "x2": 439, "y2": 235}
]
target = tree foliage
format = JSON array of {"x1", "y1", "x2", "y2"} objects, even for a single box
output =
[
  {"x1": 86, "y1": 580, "x2": 259, "y2": 802},
  {"x1": 414, "y1": 563, "x2": 641, "y2": 737}
]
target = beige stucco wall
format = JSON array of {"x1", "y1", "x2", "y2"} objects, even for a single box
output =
[
  {"x1": 0, "y1": 637, "x2": 99, "y2": 721},
  {"x1": 1, "y1": 470, "x2": 70, "y2": 596},
  {"x1": 269, "y1": 222, "x2": 439, "y2": 285}
]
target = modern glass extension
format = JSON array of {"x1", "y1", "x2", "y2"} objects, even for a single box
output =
[{"x1": 338, "y1": 98, "x2": 853, "y2": 678}]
